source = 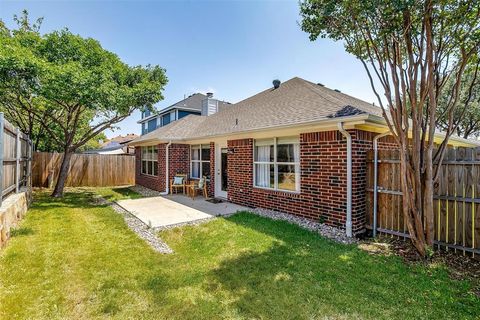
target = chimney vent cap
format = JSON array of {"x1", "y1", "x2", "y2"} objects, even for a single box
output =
[{"x1": 206, "y1": 92, "x2": 213, "y2": 98}]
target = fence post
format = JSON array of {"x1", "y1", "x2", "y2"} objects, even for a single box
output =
[
  {"x1": 15, "y1": 128, "x2": 20, "y2": 193},
  {"x1": 27, "y1": 139, "x2": 32, "y2": 190},
  {"x1": 0, "y1": 113, "x2": 3, "y2": 207}
]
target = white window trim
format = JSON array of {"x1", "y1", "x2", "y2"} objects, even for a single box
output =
[
  {"x1": 141, "y1": 146, "x2": 158, "y2": 176},
  {"x1": 253, "y1": 137, "x2": 300, "y2": 193},
  {"x1": 190, "y1": 144, "x2": 210, "y2": 180}
]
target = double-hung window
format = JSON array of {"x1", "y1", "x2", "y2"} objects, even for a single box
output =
[
  {"x1": 254, "y1": 137, "x2": 300, "y2": 192},
  {"x1": 141, "y1": 146, "x2": 158, "y2": 176},
  {"x1": 191, "y1": 145, "x2": 210, "y2": 180}
]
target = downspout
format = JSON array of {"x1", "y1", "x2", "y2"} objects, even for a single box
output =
[
  {"x1": 337, "y1": 122, "x2": 352, "y2": 237},
  {"x1": 160, "y1": 141, "x2": 172, "y2": 195},
  {"x1": 372, "y1": 132, "x2": 390, "y2": 237}
]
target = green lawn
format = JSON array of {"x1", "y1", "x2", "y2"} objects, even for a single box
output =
[{"x1": 0, "y1": 189, "x2": 478, "y2": 319}]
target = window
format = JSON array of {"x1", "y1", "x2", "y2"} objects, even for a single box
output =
[
  {"x1": 141, "y1": 146, "x2": 158, "y2": 176},
  {"x1": 178, "y1": 110, "x2": 201, "y2": 119},
  {"x1": 147, "y1": 118, "x2": 157, "y2": 133},
  {"x1": 191, "y1": 144, "x2": 211, "y2": 180},
  {"x1": 162, "y1": 113, "x2": 171, "y2": 126},
  {"x1": 254, "y1": 137, "x2": 300, "y2": 192},
  {"x1": 142, "y1": 109, "x2": 151, "y2": 118}
]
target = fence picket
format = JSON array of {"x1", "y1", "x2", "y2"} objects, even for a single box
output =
[
  {"x1": 32, "y1": 152, "x2": 135, "y2": 188},
  {"x1": 367, "y1": 147, "x2": 480, "y2": 257}
]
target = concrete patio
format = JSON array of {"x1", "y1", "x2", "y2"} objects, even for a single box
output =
[{"x1": 116, "y1": 195, "x2": 248, "y2": 228}]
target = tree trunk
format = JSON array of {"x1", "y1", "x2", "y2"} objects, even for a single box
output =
[
  {"x1": 423, "y1": 146, "x2": 435, "y2": 247},
  {"x1": 399, "y1": 145, "x2": 428, "y2": 257},
  {"x1": 51, "y1": 150, "x2": 73, "y2": 198}
]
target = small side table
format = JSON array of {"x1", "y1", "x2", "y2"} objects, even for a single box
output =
[{"x1": 185, "y1": 183, "x2": 195, "y2": 198}]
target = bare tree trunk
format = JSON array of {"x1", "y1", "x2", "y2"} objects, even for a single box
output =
[
  {"x1": 399, "y1": 149, "x2": 427, "y2": 256},
  {"x1": 51, "y1": 150, "x2": 73, "y2": 198},
  {"x1": 424, "y1": 146, "x2": 435, "y2": 247}
]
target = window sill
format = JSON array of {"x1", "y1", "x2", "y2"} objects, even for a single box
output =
[
  {"x1": 253, "y1": 186, "x2": 301, "y2": 197},
  {"x1": 141, "y1": 173, "x2": 159, "y2": 178},
  {"x1": 190, "y1": 177, "x2": 211, "y2": 182}
]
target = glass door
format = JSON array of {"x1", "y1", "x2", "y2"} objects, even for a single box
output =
[
  {"x1": 215, "y1": 142, "x2": 228, "y2": 198},
  {"x1": 221, "y1": 148, "x2": 228, "y2": 193}
]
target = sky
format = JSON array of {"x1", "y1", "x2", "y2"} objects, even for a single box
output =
[{"x1": 0, "y1": 0, "x2": 378, "y2": 139}]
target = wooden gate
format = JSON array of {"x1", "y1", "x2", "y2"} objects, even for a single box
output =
[{"x1": 366, "y1": 148, "x2": 480, "y2": 256}]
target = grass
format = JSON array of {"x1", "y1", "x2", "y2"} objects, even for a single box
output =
[
  {"x1": 93, "y1": 186, "x2": 143, "y2": 201},
  {"x1": 0, "y1": 189, "x2": 479, "y2": 319}
]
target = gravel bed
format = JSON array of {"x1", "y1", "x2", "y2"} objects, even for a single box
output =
[
  {"x1": 131, "y1": 185, "x2": 163, "y2": 197},
  {"x1": 93, "y1": 195, "x2": 173, "y2": 254},
  {"x1": 252, "y1": 208, "x2": 357, "y2": 244},
  {"x1": 153, "y1": 217, "x2": 218, "y2": 231}
]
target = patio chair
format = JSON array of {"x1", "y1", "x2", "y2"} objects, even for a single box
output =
[
  {"x1": 189, "y1": 176, "x2": 208, "y2": 200},
  {"x1": 170, "y1": 174, "x2": 188, "y2": 194}
]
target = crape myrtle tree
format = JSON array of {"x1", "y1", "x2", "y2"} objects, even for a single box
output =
[
  {"x1": 0, "y1": 11, "x2": 167, "y2": 197},
  {"x1": 300, "y1": 0, "x2": 480, "y2": 256}
]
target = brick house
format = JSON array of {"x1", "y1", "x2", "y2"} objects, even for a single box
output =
[{"x1": 129, "y1": 77, "x2": 474, "y2": 236}]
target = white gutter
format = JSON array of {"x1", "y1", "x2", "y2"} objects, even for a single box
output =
[
  {"x1": 372, "y1": 131, "x2": 390, "y2": 237},
  {"x1": 160, "y1": 141, "x2": 172, "y2": 195},
  {"x1": 337, "y1": 122, "x2": 352, "y2": 237}
]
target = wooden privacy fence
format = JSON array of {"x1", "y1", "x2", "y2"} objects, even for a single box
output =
[
  {"x1": 32, "y1": 152, "x2": 135, "y2": 188},
  {"x1": 0, "y1": 113, "x2": 33, "y2": 206},
  {"x1": 366, "y1": 148, "x2": 480, "y2": 256}
]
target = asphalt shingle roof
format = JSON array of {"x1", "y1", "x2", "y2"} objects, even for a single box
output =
[{"x1": 131, "y1": 77, "x2": 383, "y2": 145}]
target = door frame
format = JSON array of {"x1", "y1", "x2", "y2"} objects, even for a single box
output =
[{"x1": 215, "y1": 140, "x2": 228, "y2": 199}]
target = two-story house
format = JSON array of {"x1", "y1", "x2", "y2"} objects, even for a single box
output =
[{"x1": 138, "y1": 92, "x2": 231, "y2": 135}]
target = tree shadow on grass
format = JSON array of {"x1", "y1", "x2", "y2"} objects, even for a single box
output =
[
  {"x1": 31, "y1": 191, "x2": 108, "y2": 211},
  {"x1": 109, "y1": 187, "x2": 142, "y2": 199},
  {"x1": 206, "y1": 213, "x2": 480, "y2": 320},
  {"x1": 10, "y1": 226, "x2": 34, "y2": 237}
]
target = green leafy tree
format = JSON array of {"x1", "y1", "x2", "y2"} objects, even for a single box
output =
[
  {"x1": 300, "y1": 0, "x2": 480, "y2": 256},
  {"x1": 438, "y1": 65, "x2": 480, "y2": 139},
  {"x1": 0, "y1": 11, "x2": 167, "y2": 197},
  {"x1": 77, "y1": 132, "x2": 107, "y2": 152}
]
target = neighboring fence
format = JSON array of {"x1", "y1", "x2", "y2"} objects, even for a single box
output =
[
  {"x1": 0, "y1": 113, "x2": 32, "y2": 206},
  {"x1": 366, "y1": 148, "x2": 480, "y2": 257},
  {"x1": 32, "y1": 152, "x2": 135, "y2": 187}
]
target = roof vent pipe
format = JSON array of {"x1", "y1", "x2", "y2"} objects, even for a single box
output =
[
  {"x1": 273, "y1": 79, "x2": 281, "y2": 89},
  {"x1": 206, "y1": 92, "x2": 213, "y2": 98}
]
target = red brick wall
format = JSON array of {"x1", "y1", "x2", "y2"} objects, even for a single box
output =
[
  {"x1": 135, "y1": 144, "x2": 166, "y2": 192},
  {"x1": 135, "y1": 143, "x2": 190, "y2": 193},
  {"x1": 227, "y1": 130, "x2": 397, "y2": 234},
  {"x1": 134, "y1": 130, "x2": 398, "y2": 234},
  {"x1": 169, "y1": 144, "x2": 190, "y2": 179}
]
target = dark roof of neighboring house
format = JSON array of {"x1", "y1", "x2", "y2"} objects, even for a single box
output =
[
  {"x1": 168, "y1": 93, "x2": 231, "y2": 112},
  {"x1": 131, "y1": 77, "x2": 384, "y2": 145},
  {"x1": 101, "y1": 134, "x2": 139, "y2": 148}
]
